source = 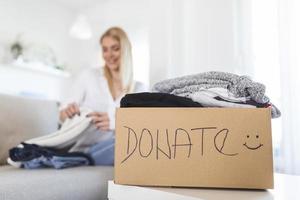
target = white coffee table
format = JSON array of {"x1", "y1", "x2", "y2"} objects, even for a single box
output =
[{"x1": 108, "y1": 173, "x2": 300, "y2": 200}]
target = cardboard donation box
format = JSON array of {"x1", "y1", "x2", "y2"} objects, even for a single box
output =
[{"x1": 114, "y1": 108, "x2": 273, "y2": 189}]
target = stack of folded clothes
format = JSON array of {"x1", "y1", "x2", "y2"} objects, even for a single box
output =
[
  {"x1": 8, "y1": 108, "x2": 115, "y2": 169},
  {"x1": 122, "y1": 71, "x2": 280, "y2": 118},
  {"x1": 9, "y1": 142, "x2": 94, "y2": 169}
]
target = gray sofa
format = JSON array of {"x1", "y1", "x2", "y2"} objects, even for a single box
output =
[{"x1": 0, "y1": 94, "x2": 114, "y2": 200}]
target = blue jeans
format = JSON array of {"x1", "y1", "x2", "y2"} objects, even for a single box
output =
[
  {"x1": 22, "y1": 155, "x2": 91, "y2": 169},
  {"x1": 88, "y1": 137, "x2": 115, "y2": 166}
]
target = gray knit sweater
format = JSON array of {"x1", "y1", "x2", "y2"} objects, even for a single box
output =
[{"x1": 152, "y1": 71, "x2": 280, "y2": 118}]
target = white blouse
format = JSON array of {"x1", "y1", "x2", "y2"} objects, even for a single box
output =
[{"x1": 60, "y1": 67, "x2": 148, "y2": 130}]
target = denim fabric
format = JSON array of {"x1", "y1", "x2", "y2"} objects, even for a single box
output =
[
  {"x1": 88, "y1": 137, "x2": 115, "y2": 166},
  {"x1": 22, "y1": 155, "x2": 91, "y2": 169}
]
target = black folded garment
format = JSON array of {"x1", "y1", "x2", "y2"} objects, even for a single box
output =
[{"x1": 120, "y1": 92, "x2": 203, "y2": 107}]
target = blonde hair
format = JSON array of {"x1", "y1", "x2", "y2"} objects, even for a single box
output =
[{"x1": 100, "y1": 27, "x2": 134, "y2": 93}]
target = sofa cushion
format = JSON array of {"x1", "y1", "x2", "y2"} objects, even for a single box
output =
[
  {"x1": 0, "y1": 165, "x2": 114, "y2": 200},
  {"x1": 0, "y1": 94, "x2": 59, "y2": 165}
]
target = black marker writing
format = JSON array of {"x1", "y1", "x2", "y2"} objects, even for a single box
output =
[
  {"x1": 156, "y1": 129, "x2": 171, "y2": 160},
  {"x1": 172, "y1": 128, "x2": 192, "y2": 159},
  {"x1": 214, "y1": 129, "x2": 238, "y2": 156},
  {"x1": 121, "y1": 126, "x2": 240, "y2": 164},
  {"x1": 121, "y1": 126, "x2": 138, "y2": 163},
  {"x1": 139, "y1": 128, "x2": 153, "y2": 158},
  {"x1": 191, "y1": 127, "x2": 217, "y2": 156}
]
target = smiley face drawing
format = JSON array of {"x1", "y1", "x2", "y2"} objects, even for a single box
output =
[{"x1": 243, "y1": 134, "x2": 263, "y2": 150}]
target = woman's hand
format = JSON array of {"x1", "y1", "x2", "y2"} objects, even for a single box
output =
[
  {"x1": 59, "y1": 103, "x2": 80, "y2": 122},
  {"x1": 87, "y1": 112, "x2": 110, "y2": 131}
]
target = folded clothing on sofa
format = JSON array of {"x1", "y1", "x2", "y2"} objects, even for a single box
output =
[
  {"x1": 9, "y1": 142, "x2": 94, "y2": 169},
  {"x1": 7, "y1": 107, "x2": 115, "y2": 169}
]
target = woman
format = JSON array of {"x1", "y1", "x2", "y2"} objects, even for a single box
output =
[{"x1": 59, "y1": 27, "x2": 147, "y2": 164}]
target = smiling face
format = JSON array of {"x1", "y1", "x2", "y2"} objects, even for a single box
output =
[
  {"x1": 101, "y1": 36, "x2": 121, "y2": 71},
  {"x1": 243, "y1": 134, "x2": 263, "y2": 150}
]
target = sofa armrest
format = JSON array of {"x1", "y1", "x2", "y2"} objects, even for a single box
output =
[{"x1": 0, "y1": 94, "x2": 59, "y2": 165}]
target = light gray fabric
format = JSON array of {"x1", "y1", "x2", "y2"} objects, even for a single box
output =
[
  {"x1": 185, "y1": 92, "x2": 256, "y2": 108},
  {"x1": 0, "y1": 165, "x2": 113, "y2": 200},
  {"x1": 179, "y1": 88, "x2": 281, "y2": 118},
  {"x1": 152, "y1": 71, "x2": 281, "y2": 118},
  {"x1": 22, "y1": 107, "x2": 93, "y2": 149},
  {"x1": 69, "y1": 127, "x2": 114, "y2": 153},
  {"x1": 152, "y1": 71, "x2": 269, "y2": 103},
  {"x1": 0, "y1": 94, "x2": 59, "y2": 165}
]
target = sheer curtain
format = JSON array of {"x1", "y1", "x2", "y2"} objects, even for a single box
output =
[
  {"x1": 277, "y1": 0, "x2": 300, "y2": 175},
  {"x1": 240, "y1": 0, "x2": 300, "y2": 175}
]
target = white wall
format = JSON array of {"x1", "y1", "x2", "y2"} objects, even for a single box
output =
[
  {"x1": 0, "y1": 0, "x2": 239, "y2": 88},
  {"x1": 72, "y1": 0, "x2": 237, "y2": 87},
  {"x1": 0, "y1": 0, "x2": 80, "y2": 71},
  {"x1": 166, "y1": 0, "x2": 237, "y2": 78}
]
